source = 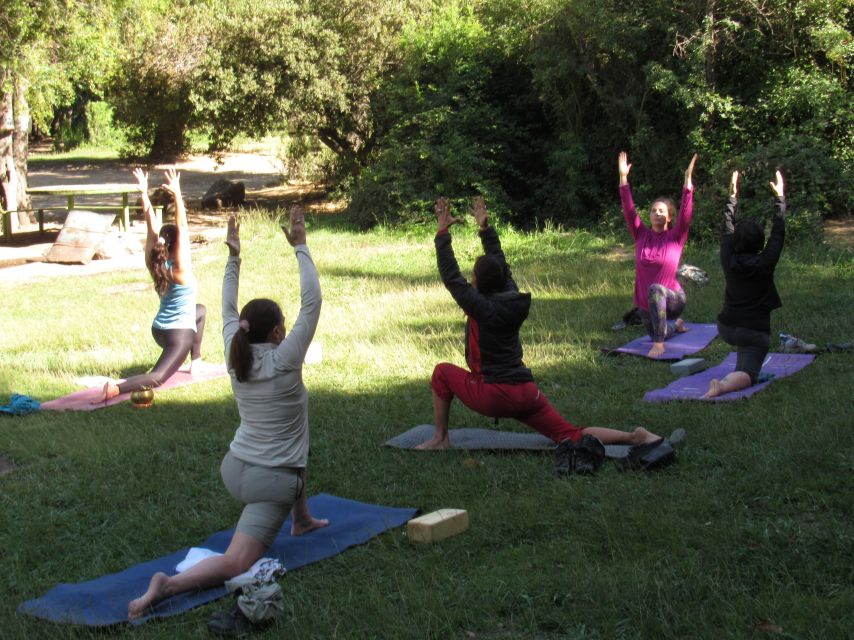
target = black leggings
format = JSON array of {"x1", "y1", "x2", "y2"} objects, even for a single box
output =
[
  {"x1": 118, "y1": 304, "x2": 207, "y2": 394},
  {"x1": 717, "y1": 321, "x2": 769, "y2": 383}
]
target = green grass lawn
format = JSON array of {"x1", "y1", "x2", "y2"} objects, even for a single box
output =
[{"x1": 1, "y1": 213, "x2": 852, "y2": 639}]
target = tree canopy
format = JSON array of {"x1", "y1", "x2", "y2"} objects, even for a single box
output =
[{"x1": 3, "y1": 0, "x2": 851, "y2": 236}]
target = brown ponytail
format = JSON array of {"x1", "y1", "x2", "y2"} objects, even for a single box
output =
[
  {"x1": 149, "y1": 223, "x2": 178, "y2": 296},
  {"x1": 229, "y1": 298, "x2": 284, "y2": 382}
]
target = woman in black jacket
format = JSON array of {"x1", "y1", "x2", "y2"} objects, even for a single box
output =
[
  {"x1": 418, "y1": 197, "x2": 663, "y2": 474},
  {"x1": 704, "y1": 170, "x2": 786, "y2": 398}
]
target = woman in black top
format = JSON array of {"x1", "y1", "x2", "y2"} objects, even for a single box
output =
[{"x1": 704, "y1": 170, "x2": 786, "y2": 398}]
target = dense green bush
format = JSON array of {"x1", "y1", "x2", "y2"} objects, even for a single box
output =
[
  {"x1": 350, "y1": 0, "x2": 852, "y2": 233},
  {"x1": 349, "y1": 4, "x2": 552, "y2": 228}
]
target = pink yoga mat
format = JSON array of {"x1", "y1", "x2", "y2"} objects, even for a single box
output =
[
  {"x1": 643, "y1": 352, "x2": 815, "y2": 403},
  {"x1": 41, "y1": 361, "x2": 228, "y2": 411},
  {"x1": 605, "y1": 322, "x2": 718, "y2": 360}
]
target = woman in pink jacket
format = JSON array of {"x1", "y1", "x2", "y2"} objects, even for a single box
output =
[{"x1": 618, "y1": 151, "x2": 697, "y2": 357}]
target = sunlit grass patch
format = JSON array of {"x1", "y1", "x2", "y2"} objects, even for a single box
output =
[{"x1": 1, "y1": 216, "x2": 852, "y2": 639}]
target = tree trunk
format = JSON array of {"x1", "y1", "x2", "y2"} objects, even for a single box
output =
[
  {"x1": 13, "y1": 75, "x2": 32, "y2": 225},
  {"x1": 1, "y1": 68, "x2": 17, "y2": 225}
]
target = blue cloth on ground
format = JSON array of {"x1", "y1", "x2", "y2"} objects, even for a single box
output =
[
  {"x1": 0, "y1": 394, "x2": 41, "y2": 416},
  {"x1": 18, "y1": 494, "x2": 417, "y2": 627}
]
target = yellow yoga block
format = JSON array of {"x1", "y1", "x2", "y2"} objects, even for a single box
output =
[{"x1": 407, "y1": 509, "x2": 469, "y2": 543}]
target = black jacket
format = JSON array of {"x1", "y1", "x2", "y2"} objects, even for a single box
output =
[
  {"x1": 717, "y1": 195, "x2": 785, "y2": 332},
  {"x1": 435, "y1": 226, "x2": 534, "y2": 384}
]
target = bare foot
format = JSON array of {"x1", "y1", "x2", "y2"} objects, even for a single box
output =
[
  {"x1": 631, "y1": 427, "x2": 661, "y2": 445},
  {"x1": 128, "y1": 572, "x2": 171, "y2": 620},
  {"x1": 91, "y1": 381, "x2": 120, "y2": 405},
  {"x1": 647, "y1": 342, "x2": 666, "y2": 358},
  {"x1": 415, "y1": 436, "x2": 451, "y2": 450},
  {"x1": 675, "y1": 318, "x2": 688, "y2": 333},
  {"x1": 291, "y1": 515, "x2": 330, "y2": 537},
  {"x1": 703, "y1": 379, "x2": 721, "y2": 399}
]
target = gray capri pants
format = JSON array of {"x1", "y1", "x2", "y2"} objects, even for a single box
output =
[
  {"x1": 717, "y1": 321, "x2": 770, "y2": 383},
  {"x1": 220, "y1": 451, "x2": 304, "y2": 547}
]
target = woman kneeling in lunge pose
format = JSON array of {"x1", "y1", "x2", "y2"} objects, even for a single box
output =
[
  {"x1": 417, "y1": 196, "x2": 667, "y2": 474},
  {"x1": 618, "y1": 151, "x2": 697, "y2": 358},
  {"x1": 95, "y1": 168, "x2": 207, "y2": 403},
  {"x1": 128, "y1": 209, "x2": 328, "y2": 620}
]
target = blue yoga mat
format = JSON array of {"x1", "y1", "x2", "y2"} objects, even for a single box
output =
[{"x1": 18, "y1": 494, "x2": 416, "y2": 627}]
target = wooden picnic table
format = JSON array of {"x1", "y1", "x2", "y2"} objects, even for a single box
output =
[{"x1": 26, "y1": 183, "x2": 141, "y2": 231}]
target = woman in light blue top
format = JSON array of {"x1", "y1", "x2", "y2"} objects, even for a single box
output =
[
  {"x1": 128, "y1": 207, "x2": 327, "y2": 620},
  {"x1": 95, "y1": 168, "x2": 206, "y2": 403}
]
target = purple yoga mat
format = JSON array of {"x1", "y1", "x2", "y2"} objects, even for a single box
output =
[
  {"x1": 40, "y1": 361, "x2": 228, "y2": 411},
  {"x1": 643, "y1": 352, "x2": 815, "y2": 403},
  {"x1": 607, "y1": 322, "x2": 718, "y2": 360}
]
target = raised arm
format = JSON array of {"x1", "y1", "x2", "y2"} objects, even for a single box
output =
[
  {"x1": 275, "y1": 206, "x2": 322, "y2": 370},
  {"x1": 160, "y1": 168, "x2": 191, "y2": 273},
  {"x1": 471, "y1": 196, "x2": 501, "y2": 259},
  {"x1": 618, "y1": 152, "x2": 643, "y2": 239},
  {"x1": 758, "y1": 171, "x2": 786, "y2": 268},
  {"x1": 222, "y1": 216, "x2": 242, "y2": 358},
  {"x1": 719, "y1": 171, "x2": 738, "y2": 269},
  {"x1": 470, "y1": 196, "x2": 518, "y2": 293},
  {"x1": 435, "y1": 198, "x2": 495, "y2": 319},
  {"x1": 134, "y1": 169, "x2": 160, "y2": 271},
  {"x1": 673, "y1": 154, "x2": 697, "y2": 239}
]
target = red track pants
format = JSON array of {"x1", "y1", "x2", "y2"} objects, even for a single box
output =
[{"x1": 431, "y1": 362, "x2": 583, "y2": 444}]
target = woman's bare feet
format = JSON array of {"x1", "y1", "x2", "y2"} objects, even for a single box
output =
[
  {"x1": 91, "y1": 381, "x2": 120, "y2": 405},
  {"x1": 128, "y1": 572, "x2": 171, "y2": 620},
  {"x1": 647, "y1": 342, "x2": 666, "y2": 358},
  {"x1": 675, "y1": 318, "x2": 688, "y2": 333},
  {"x1": 703, "y1": 379, "x2": 722, "y2": 399},
  {"x1": 415, "y1": 435, "x2": 451, "y2": 450},
  {"x1": 291, "y1": 515, "x2": 330, "y2": 537}
]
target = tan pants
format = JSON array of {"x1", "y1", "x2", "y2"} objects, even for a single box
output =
[{"x1": 220, "y1": 451, "x2": 303, "y2": 547}]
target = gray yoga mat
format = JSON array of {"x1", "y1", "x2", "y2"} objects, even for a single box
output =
[{"x1": 385, "y1": 424, "x2": 686, "y2": 459}]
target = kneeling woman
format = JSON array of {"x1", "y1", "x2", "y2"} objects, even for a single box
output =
[
  {"x1": 705, "y1": 170, "x2": 786, "y2": 398},
  {"x1": 417, "y1": 196, "x2": 665, "y2": 473},
  {"x1": 618, "y1": 152, "x2": 697, "y2": 357},
  {"x1": 128, "y1": 209, "x2": 328, "y2": 619},
  {"x1": 96, "y1": 168, "x2": 206, "y2": 403}
]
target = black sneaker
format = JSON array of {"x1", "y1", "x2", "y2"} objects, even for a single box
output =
[
  {"x1": 617, "y1": 438, "x2": 675, "y2": 472},
  {"x1": 573, "y1": 435, "x2": 605, "y2": 475},
  {"x1": 208, "y1": 603, "x2": 253, "y2": 637},
  {"x1": 553, "y1": 440, "x2": 575, "y2": 476}
]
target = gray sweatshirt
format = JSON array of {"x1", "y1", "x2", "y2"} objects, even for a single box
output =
[{"x1": 221, "y1": 246, "x2": 321, "y2": 468}]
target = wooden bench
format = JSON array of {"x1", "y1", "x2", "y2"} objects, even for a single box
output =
[
  {"x1": 2, "y1": 203, "x2": 161, "y2": 241},
  {"x1": 1, "y1": 207, "x2": 51, "y2": 241}
]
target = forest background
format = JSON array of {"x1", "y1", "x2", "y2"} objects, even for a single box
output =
[{"x1": 2, "y1": 0, "x2": 852, "y2": 236}]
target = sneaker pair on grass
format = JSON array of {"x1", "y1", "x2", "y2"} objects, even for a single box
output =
[
  {"x1": 554, "y1": 435, "x2": 606, "y2": 476},
  {"x1": 553, "y1": 435, "x2": 677, "y2": 476}
]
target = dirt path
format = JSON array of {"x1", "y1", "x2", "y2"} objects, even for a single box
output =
[{"x1": 0, "y1": 152, "x2": 329, "y2": 282}]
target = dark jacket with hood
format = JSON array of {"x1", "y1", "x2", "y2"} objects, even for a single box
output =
[
  {"x1": 435, "y1": 225, "x2": 534, "y2": 384},
  {"x1": 717, "y1": 195, "x2": 786, "y2": 333}
]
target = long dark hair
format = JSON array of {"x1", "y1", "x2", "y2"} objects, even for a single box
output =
[
  {"x1": 229, "y1": 298, "x2": 284, "y2": 382},
  {"x1": 149, "y1": 223, "x2": 177, "y2": 296}
]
